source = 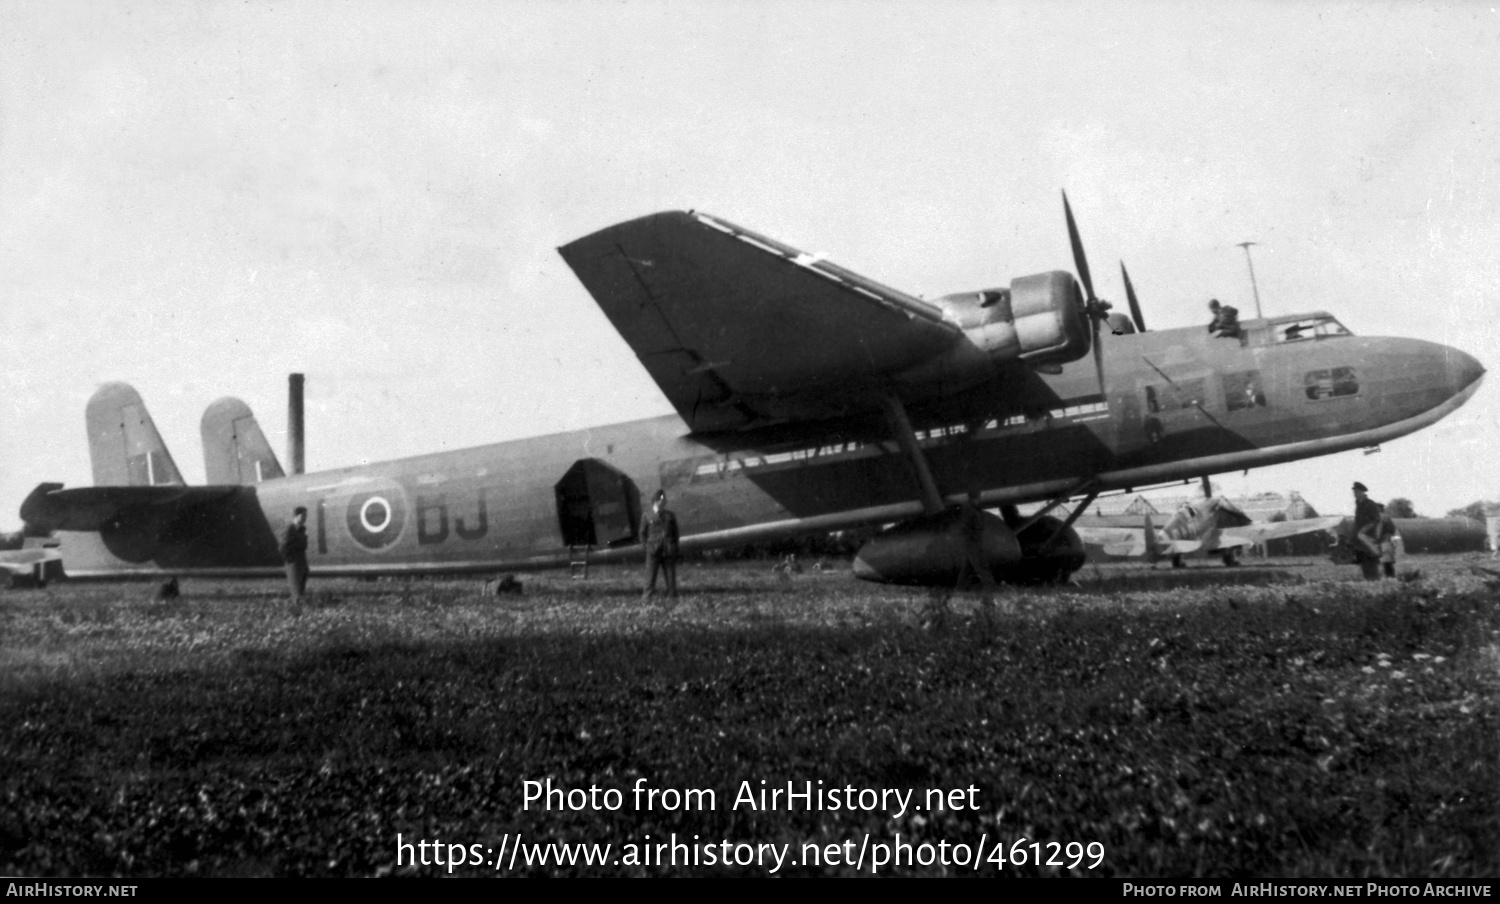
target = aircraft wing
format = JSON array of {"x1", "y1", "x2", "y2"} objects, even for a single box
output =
[
  {"x1": 1210, "y1": 517, "x2": 1345, "y2": 550},
  {"x1": 20, "y1": 483, "x2": 240, "y2": 533},
  {"x1": 1075, "y1": 526, "x2": 1141, "y2": 553},
  {"x1": 0, "y1": 547, "x2": 61, "y2": 576},
  {"x1": 558, "y1": 211, "x2": 963, "y2": 431},
  {"x1": 1075, "y1": 526, "x2": 1202, "y2": 558}
]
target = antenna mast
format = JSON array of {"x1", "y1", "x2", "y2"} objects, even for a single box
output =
[{"x1": 1237, "y1": 241, "x2": 1263, "y2": 319}]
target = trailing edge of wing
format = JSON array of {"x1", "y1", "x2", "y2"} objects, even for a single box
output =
[
  {"x1": 21, "y1": 483, "x2": 239, "y2": 533},
  {"x1": 1215, "y1": 517, "x2": 1345, "y2": 548},
  {"x1": 558, "y1": 211, "x2": 963, "y2": 431}
]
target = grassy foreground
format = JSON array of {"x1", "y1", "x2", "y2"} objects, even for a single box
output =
[{"x1": 2, "y1": 556, "x2": 1497, "y2": 877}]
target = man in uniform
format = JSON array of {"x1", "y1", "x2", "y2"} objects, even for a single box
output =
[
  {"x1": 1207, "y1": 299, "x2": 1241, "y2": 338},
  {"x1": 641, "y1": 490, "x2": 680, "y2": 601},
  {"x1": 1351, "y1": 482, "x2": 1382, "y2": 580},
  {"x1": 280, "y1": 505, "x2": 310, "y2": 602}
]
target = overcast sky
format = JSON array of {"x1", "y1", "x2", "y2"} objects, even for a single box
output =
[{"x1": 2, "y1": 0, "x2": 1496, "y2": 530}]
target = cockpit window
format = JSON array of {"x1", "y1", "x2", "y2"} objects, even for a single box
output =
[
  {"x1": 1276, "y1": 316, "x2": 1352, "y2": 343},
  {"x1": 1305, "y1": 367, "x2": 1360, "y2": 400}
]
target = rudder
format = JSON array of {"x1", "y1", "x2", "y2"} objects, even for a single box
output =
[
  {"x1": 85, "y1": 383, "x2": 185, "y2": 487},
  {"x1": 201, "y1": 397, "x2": 285, "y2": 484}
]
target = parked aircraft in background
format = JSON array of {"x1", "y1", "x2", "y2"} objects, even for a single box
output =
[
  {"x1": 1074, "y1": 497, "x2": 1343, "y2": 567},
  {"x1": 0, "y1": 546, "x2": 63, "y2": 588},
  {"x1": 15, "y1": 197, "x2": 1486, "y2": 588}
]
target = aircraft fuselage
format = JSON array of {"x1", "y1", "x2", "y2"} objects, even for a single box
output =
[{"x1": 50, "y1": 313, "x2": 1484, "y2": 579}]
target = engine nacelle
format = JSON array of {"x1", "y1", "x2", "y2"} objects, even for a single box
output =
[
  {"x1": 904, "y1": 271, "x2": 1091, "y2": 389},
  {"x1": 968, "y1": 271, "x2": 1092, "y2": 367},
  {"x1": 1005, "y1": 514, "x2": 1087, "y2": 585}
]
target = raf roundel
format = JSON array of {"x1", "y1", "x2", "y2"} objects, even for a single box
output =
[{"x1": 344, "y1": 482, "x2": 408, "y2": 551}]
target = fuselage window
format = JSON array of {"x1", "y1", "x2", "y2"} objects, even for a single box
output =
[
  {"x1": 1304, "y1": 367, "x2": 1359, "y2": 401},
  {"x1": 1153, "y1": 378, "x2": 1206, "y2": 411},
  {"x1": 1225, "y1": 370, "x2": 1267, "y2": 411}
]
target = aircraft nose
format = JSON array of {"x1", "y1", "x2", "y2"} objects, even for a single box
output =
[{"x1": 1445, "y1": 347, "x2": 1485, "y2": 395}]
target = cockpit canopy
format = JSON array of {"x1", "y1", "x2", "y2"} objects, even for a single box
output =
[{"x1": 1267, "y1": 314, "x2": 1352, "y2": 344}]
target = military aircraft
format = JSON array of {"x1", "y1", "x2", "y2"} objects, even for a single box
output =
[
  {"x1": 16, "y1": 197, "x2": 1487, "y2": 588},
  {"x1": 1073, "y1": 496, "x2": 1344, "y2": 567},
  {"x1": 0, "y1": 546, "x2": 63, "y2": 588}
]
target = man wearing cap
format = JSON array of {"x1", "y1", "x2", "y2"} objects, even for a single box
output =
[
  {"x1": 280, "y1": 505, "x2": 310, "y2": 602},
  {"x1": 641, "y1": 489, "x2": 680, "y2": 601},
  {"x1": 1207, "y1": 299, "x2": 1241, "y2": 338},
  {"x1": 1351, "y1": 482, "x2": 1382, "y2": 580}
]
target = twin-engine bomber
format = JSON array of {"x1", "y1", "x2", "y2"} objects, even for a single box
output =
[{"x1": 16, "y1": 198, "x2": 1486, "y2": 587}]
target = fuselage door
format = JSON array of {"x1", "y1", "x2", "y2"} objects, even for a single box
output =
[{"x1": 554, "y1": 459, "x2": 641, "y2": 547}]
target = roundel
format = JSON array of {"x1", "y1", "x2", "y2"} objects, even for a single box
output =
[{"x1": 344, "y1": 480, "x2": 409, "y2": 551}]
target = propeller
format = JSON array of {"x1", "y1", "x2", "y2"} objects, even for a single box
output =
[
  {"x1": 1120, "y1": 261, "x2": 1147, "y2": 332},
  {"x1": 1062, "y1": 191, "x2": 1112, "y2": 394}
]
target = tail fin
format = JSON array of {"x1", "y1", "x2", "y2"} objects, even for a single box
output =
[
  {"x1": 85, "y1": 383, "x2": 185, "y2": 486},
  {"x1": 201, "y1": 397, "x2": 285, "y2": 484}
]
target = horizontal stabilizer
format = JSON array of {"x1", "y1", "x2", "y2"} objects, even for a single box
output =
[{"x1": 21, "y1": 483, "x2": 238, "y2": 533}]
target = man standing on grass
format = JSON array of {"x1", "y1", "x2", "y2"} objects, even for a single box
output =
[
  {"x1": 641, "y1": 489, "x2": 680, "y2": 602},
  {"x1": 1351, "y1": 482, "x2": 1382, "y2": 580},
  {"x1": 280, "y1": 505, "x2": 310, "y2": 602}
]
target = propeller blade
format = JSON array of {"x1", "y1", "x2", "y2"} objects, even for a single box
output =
[
  {"x1": 1064, "y1": 191, "x2": 1110, "y2": 395},
  {"x1": 1120, "y1": 261, "x2": 1146, "y2": 332},
  {"x1": 1092, "y1": 322, "x2": 1107, "y2": 395},
  {"x1": 1062, "y1": 191, "x2": 1096, "y2": 302}
]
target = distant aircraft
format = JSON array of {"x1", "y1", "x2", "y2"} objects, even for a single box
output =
[
  {"x1": 16, "y1": 196, "x2": 1486, "y2": 588},
  {"x1": 0, "y1": 546, "x2": 63, "y2": 588},
  {"x1": 1074, "y1": 497, "x2": 1343, "y2": 567}
]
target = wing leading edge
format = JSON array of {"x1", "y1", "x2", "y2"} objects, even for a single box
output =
[{"x1": 559, "y1": 211, "x2": 963, "y2": 432}]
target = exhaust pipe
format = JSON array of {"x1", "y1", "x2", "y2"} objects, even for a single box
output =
[{"x1": 288, "y1": 373, "x2": 305, "y2": 476}]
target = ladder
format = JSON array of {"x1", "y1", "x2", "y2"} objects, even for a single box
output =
[{"x1": 568, "y1": 544, "x2": 592, "y2": 580}]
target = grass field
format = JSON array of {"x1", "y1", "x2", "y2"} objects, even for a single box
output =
[{"x1": 2, "y1": 555, "x2": 1497, "y2": 877}]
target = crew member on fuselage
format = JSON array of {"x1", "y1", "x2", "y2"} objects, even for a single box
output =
[{"x1": 1208, "y1": 299, "x2": 1241, "y2": 338}]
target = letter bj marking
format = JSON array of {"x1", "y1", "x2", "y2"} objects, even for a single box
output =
[
  {"x1": 417, "y1": 495, "x2": 449, "y2": 545},
  {"x1": 454, "y1": 490, "x2": 488, "y2": 540}
]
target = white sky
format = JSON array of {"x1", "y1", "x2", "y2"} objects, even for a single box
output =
[{"x1": 2, "y1": 0, "x2": 1496, "y2": 530}]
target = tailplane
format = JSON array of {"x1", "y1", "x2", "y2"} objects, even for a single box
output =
[
  {"x1": 85, "y1": 383, "x2": 185, "y2": 486},
  {"x1": 201, "y1": 397, "x2": 286, "y2": 484}
]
